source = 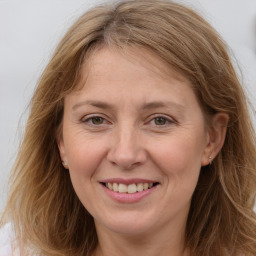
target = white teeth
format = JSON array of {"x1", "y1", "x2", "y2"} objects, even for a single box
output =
[
  {"x1": 118, "y1": 184, "x2": 128, "y2": 193},
  {"x1": 105, "y1": 182, "x2": 156, "y2": 193},
  {"x1": 128, "y1": 184, "x2": 137, "y2": 194},
  {"x1": 143, "y1": 183, "x2": 149, "y2": 190},
  {"x1": 137, "y1": 183, "x2": 144, "y2": 192},
  {"x1": 113, "y1": 183, "x2": 118, "y2": 192},
  {"x1": 107, "y1": 182, "x2": 113, "y2": 190}
]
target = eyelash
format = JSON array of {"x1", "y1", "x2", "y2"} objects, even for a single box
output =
[
  {"x1": 81, "y1": 114, "x2": 176, "y2": 128},
  {"x1": 81, "y1": 115, "x2": 110, "y2": 126},
  {"x1": 148, "y1": 115, "x2": 175, "y2": 126}
]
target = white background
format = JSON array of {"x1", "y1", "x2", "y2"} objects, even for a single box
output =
[{"x1": 1, "y1": 0, "x2": 256, "y2": 212}]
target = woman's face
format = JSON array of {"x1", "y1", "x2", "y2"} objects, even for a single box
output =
[{"x1": 58, "y1": 47, "x2": 212, "y2": 237}]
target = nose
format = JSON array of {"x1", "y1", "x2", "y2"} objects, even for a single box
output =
[{"x1": 107, "y1": 126, "x2": 147, "y2": 170}]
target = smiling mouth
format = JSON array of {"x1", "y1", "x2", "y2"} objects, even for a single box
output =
[{"x1": 101, "y1": 182, "x2": 159, "y2": 194}]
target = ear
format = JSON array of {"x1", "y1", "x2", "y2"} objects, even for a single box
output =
[
  {"x1": 57, "y1": 136, "x2": 69, "y2": 169},
  {"x1": 201, "y1": 113, "x2": 229, "y2": 166}
]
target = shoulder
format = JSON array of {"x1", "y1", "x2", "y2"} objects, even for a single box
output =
[{"x1": 0, "y1": 223, "x2": 20, "y2": 256}]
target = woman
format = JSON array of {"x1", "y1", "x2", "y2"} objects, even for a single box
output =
[{"x1": 1, "y1": 0, "x2": 255, "y2": 255}]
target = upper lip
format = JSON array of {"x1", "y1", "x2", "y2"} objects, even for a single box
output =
[{"x1": 99, "y1": 178, "x2": 159, "y2": 185}]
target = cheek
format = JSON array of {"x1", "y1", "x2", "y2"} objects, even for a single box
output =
[
  {"x1": 65, "y1": 138, "x2": 108, "y2": 208},
  {"x1": 156, "y1": 134, "x2": 203, "y2": 162},
  {"x1": 149, "y1": 133, "x2": 205, "y2": 182},
  {"x1": 65, "y1": 135, "x2": 107, "y2": 178}
]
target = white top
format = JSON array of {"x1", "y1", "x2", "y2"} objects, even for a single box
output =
[{"x1": 0, "y1": 223, "x2": 20, "y2": 256}]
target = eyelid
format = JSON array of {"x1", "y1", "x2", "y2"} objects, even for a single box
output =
[
  {"x1": 146, "y1": 114, "x2": 177, "y2": 127},
  {"x1": 80, "y1": 113, "x2": 176, "y2": 127},
  {"x1": 81, "y1": 114, "x2": 111, "y2": 125},
  {"x1": 148, "y1": 114, "x2": 176, "y2": 122}
]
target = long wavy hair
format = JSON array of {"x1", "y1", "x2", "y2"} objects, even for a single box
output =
[{"x1": 1, "y1": 0, "x2": 256, "y2": 255}]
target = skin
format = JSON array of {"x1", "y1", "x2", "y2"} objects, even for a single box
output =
[{"x1": 58, "y1": 47, "x2": 228, "y2": 256}]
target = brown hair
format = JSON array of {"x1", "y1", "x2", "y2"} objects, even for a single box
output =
[{"x1": 1, "y1": 0, "x2": 256, "y2": 255}]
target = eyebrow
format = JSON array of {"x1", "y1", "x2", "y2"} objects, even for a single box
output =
[
  {"x1": 141, "y1": 101, "x2": 184, "y2": 111},
  {"x1": 72, "y1": 100, "x2": 185, "y2": 112},
  {"x1": 72, "y1": 100, "x2": 115, "y2": 111}
]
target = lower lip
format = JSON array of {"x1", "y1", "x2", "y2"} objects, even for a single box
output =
[{"x1": 101, "y1": 184, "x2": 158, "y2": 203}]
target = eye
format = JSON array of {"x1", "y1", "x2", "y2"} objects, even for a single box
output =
[
  {"x1": 81, "y1": 115, "x2": 108, "y2": 126},
  {"x1": 153, "y1": 117, "x2": 168, "y2": 125},
  {"x1": 90, "y1": 117, "x2": 104, "y2": 125},
  {"x1": 147, "y1": 115, "x2": 176, "y2": 127}
]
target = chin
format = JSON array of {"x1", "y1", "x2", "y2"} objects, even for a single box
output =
[{"x1": 94, "y1": 210, "x2": 162, "y2": 236}]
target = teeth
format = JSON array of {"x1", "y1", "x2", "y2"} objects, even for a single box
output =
[
  {"x1": 105, "y1": 182, "x2": 156, "y2": 193},
  {"x1": 107, "y1": 182, "x2": 113, "y2": 190},
  {"x1": 143, "y1": 183, "x2": 148, "y2": 190},
  {"x1": 113, "y1": 183, "x2": 118, "y2": 192},
  {"x1": 128, "y1": 184, "x2": 137, "y2": 194},
  {"x1": 118, "y1": 184, "x2": 128, "y2": 193},
  {"x1": 137, "y1": 183, "x2": 144, "y2": 192}
]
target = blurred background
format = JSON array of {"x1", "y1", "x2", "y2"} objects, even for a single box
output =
[{"x1": 0, "y1": 0, "x2": 256, "y2": 212}]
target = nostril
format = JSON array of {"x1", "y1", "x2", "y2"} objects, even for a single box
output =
[{"x1": 107, "y1": 152, "x2": 144, "y2": 170}]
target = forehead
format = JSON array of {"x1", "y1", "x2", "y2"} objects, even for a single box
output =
[
  {"x1": 65, "y1": 47, "x2": 202, "y2": 116},
  {"x1": 77, "y1": 46, "x2": 191, "y2": 90}
]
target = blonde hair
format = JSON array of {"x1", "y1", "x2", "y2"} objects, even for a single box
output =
[{"x1": 1, "y1": 0, "x2": 256, "y2": 255}]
